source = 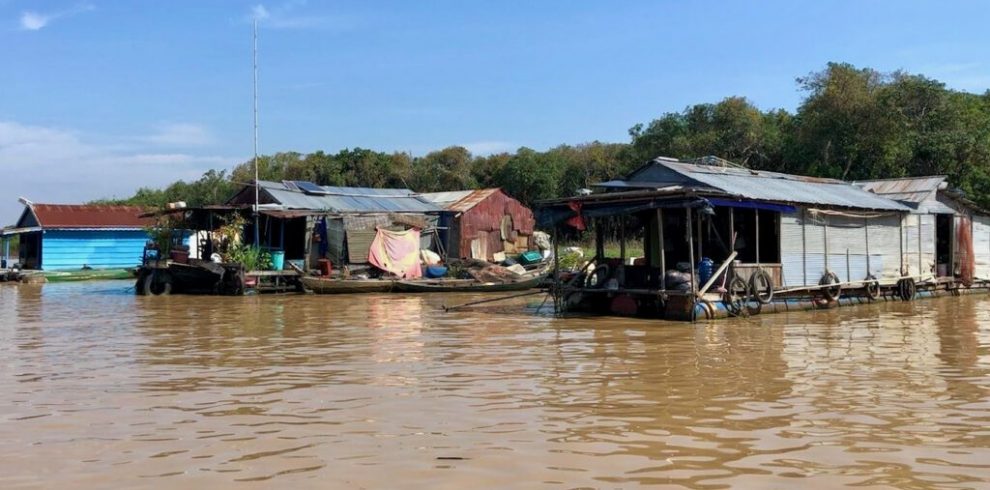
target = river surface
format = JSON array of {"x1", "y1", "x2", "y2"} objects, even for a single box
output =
[{"x1": 1, "y1": 281, "x2": 989, "y2": 489}]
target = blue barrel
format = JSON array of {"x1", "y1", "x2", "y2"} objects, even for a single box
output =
[
  {"x1": 697, "y1": 257, "x2": 714, "y2": 285},
  {"x1": 270, "y1": 250, "x2": 285, "y2": 270}
]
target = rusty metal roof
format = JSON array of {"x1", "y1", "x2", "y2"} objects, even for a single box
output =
[
  {"x1": 419, "y1": 188, "x2": 502, "y2": 213},
  {"x1": 856, "y1": 176, "x2": 947, "y2": 203},
  {"x1": 19, "y1": 204, "x2": 152, "y2": 229}
]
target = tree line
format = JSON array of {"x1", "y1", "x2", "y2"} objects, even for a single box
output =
[{"x1": 100, "y1": 63, "x2": 990, "y2": 210}]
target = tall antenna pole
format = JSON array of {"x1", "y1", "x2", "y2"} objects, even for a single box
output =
[{"x1": 252, "y1": 17, "x2": 260, "y2": 247}]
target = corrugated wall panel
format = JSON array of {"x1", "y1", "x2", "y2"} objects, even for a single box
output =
[
  {"x1": 903, "y1": 214, "x2": 921, "y2": 276},
  {"x1": 869, "y1": 215, "x2": 902, "y2": 280},
  {"x1": 41, "y1": 229, "x2": 149, "y2": 270},
  {"x1": 827, "y1": 215, "x2": 867, "y2": 255},
  {"x1": 805, "y1": 253, "x2": 827, "y2": 285},
  {"x1": 828, "y1": 253, "x2": 869, "y2": 283},
  {"x1": 804, "y1": 211, "x2": 827, "y2": 285},
  {"x1": 974, "y1": 216, "x2": 990, "y2": 279},
  {"x1": 779, "y1": 211, "x2": 805, "y2": 287},
  {"x1": 804, "y1": 212, "x2": 826, "y2": 254},
  {"x1": 920, "y1": 214, "x2": 936, "y2": 276}
]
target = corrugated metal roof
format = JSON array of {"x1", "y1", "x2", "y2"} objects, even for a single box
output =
[
  {"x1": 420, "y1": 188, "x2": 501, "y2": 212},
  {"x1": 256, "y1": 181, "x2": 443, "y2": 213},
  {"x1": 856, "y1": 176, "x2": 947, "y2": 203},
  {"x1": 21, "y1": 204, "x2": 152, "y2": 229},
  {"x1": 608, "y1": 159, "x2": 911, "y2": 211}
]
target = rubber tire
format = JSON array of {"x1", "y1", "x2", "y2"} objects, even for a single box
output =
[
  {"x1": 820, "y1": 272, "x2": 841, "y2": 302},
  {"x1": 142, "y1": 270, "x2": 173, "y2": 296},
  {"x1": 135, "y1": 272, "x2": 147, "y2": 295},
  {"x1": 864, "y1": 275, "x2": 880, "y2": 301},
  {"x1": 749, "y1": 269, "x2": 775, "y2": 304},
  {"x1": 897, "y1": 278, "x2": 916, "y2": 301},
  {"x1": 723, "y1": 275, "x2": 748, "y2": 317}
]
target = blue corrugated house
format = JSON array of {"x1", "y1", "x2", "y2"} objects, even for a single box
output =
[{"x1": 4, "y1": 202, "x2": 152, "y2": 270}]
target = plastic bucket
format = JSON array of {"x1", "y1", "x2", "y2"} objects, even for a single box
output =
[{"x1": 271, "y1": 250, "x2": 285, "y2": 270}]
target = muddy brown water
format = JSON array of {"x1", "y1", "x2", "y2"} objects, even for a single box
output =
[{"x1": 1, "y1": 281, "x2": 988, "y2": 489}]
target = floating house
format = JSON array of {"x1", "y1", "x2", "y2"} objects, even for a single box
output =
[
  {"x1": 420, "y1": 188, "x2": 535, "y2": 261},
  {"x1": 537, "y1": 156, "x2": 990, "y2": 321},
  {"x1": 226, "y1": 181, "x2": 444, "y2": 271},
  {"x1": 2, "y1": 202, "x2": 151, "y2": 270},
  {"x1": 858, "y1": 176, "x2": 990, "y2": 282}
]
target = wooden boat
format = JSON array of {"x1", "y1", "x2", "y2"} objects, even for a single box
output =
[
  {"x1": 395, "y1": 270, "x2": 547, "y2": 293},
  {"x1": 300, "y1": 275, "x2": 395, "y2": 294}
]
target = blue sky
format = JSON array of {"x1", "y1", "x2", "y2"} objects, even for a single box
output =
[{"x1": 2, "y1": 0, "x2": 989, "y2": 223}]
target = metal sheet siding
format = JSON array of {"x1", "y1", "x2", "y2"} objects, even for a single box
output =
[
  {"x1": 41, "y1": 229, "x2": 149, "y2": 270},
  {"x1": 827, "y1": 215, "x2": 867, "y2": 255},
  {"x1": 779, "y1": 211, "x2": 806, "y2": 287},
  {"x1": 868, "y1": 215, "x2": 902, "y2": 280},
  {"x1": 974, "y1": 216, "x2": 990, "y2": 279},
  {"x1": 902, "y1": 214, "x2": 921, "y2": 276},
  {"x1": 803, "y1": 212, "x2": 827, "y2": 284},
  {"x1": 920, "y1": 214, "x2": 936, "y2": 276}
]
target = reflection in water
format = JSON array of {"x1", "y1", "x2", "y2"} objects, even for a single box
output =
[{"x1": 0, "y1": 281, "x2": 988, "y2": 488}]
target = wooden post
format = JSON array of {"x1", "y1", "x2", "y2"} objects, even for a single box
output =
[
  {"x1": 755, "y1": 208, "x2": 760, "y2": 265},
  {"x1": 687, "y1": 207, "x2": 696, "y2": 294},
  {"x1": 658, "y1": 208, "x2": 666, "y2": 290},
  {"x1": 687, "y1": 207, "x2": 697, "y2": 322},
  {"x1": 552, "y1": 224, "x2": 560, "y2": 313},
  {"x1": 729, "y1": 208, "x2": 735, "y2": 250},
  {"x1": 918, "y1": 215, "x2": 923, "y2": 277},
  {"x1": 864, "y1": 217, "x2": 871, "y2": 277},
  {"x1": 824, "y1": 214, "x2": 830, "y2": 272},
  {"x1": 619, "y1": 217, "x2": 626, "y2": 260},
  {"x1": 595, "y1": 222, "x2": 604, "y2": 260},
  {"x1": 900, "y1": 215, "x2": 905, "y2": 275},
  {"x1": 801, "y1": 208, "x2": 807, "y2": 286}
]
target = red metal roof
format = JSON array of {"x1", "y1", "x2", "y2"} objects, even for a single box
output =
[{"x1": 29, "y1": 204, "x2": 152, "y2": 229}]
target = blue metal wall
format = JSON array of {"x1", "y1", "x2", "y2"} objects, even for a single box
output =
[{"x1": 41, "y1": 229, "x2": 149, "y2": 270}]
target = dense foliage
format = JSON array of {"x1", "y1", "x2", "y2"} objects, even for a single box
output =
[{"x1": 98, "y1": 63, "x2": 990, "y2": 209}]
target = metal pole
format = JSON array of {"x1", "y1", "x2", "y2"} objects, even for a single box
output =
[{"x1": 253, "y1": 18, "x2": 261, "y2": 247}]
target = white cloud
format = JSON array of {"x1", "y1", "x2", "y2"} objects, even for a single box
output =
[
  {"x1": 0, "y1": 121, "x2": 239, "y2": 224},
  {"x1": 19, "y1": 12, "x2": 49, "y2": 30},
  {"x1": 251, "y1": 4, "x2": 270, "y2": 21},
  {"x1": 144, "y1": 123, "x2": 215, "y2": 147},
  {"x1": 247, "y1": 1, "x2": 354, "y2": 30},
  {"x1": 18, "y1": 4, "x2": 94, "y2": 31},
  {"x1": 462, "y1": 141, "x2": 516, "y2": 156}
]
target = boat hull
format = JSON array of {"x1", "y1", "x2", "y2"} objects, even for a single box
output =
[
  {"x1": 395, "y1": 274, "x2": 545, "y2": 293},
  {"x1": 301, "y1": 276, "x2": 395, "y2": 294}
]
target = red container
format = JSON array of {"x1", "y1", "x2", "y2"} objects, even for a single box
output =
[
  {"x1": 169, "y1": 249, "x2": 190, "y2": 264},
  {"x1": 317, "y1": 259, "x2": 332, "y2": 276}
]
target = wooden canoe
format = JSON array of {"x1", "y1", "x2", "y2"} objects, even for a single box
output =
[
  {"x1": 395, "y1": 272, "x2": 546, "y2": 293},
  {"x1": 301, "y1": 276, "x2": 395, "y2": 294}
]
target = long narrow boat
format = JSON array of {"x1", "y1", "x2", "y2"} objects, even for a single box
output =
[
  {"x1": 301, "y1": 276, "x2": 395, "y2": 294},
  {"x1": 394, "y1": 271, "x2": 547, "y2": 293}
]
